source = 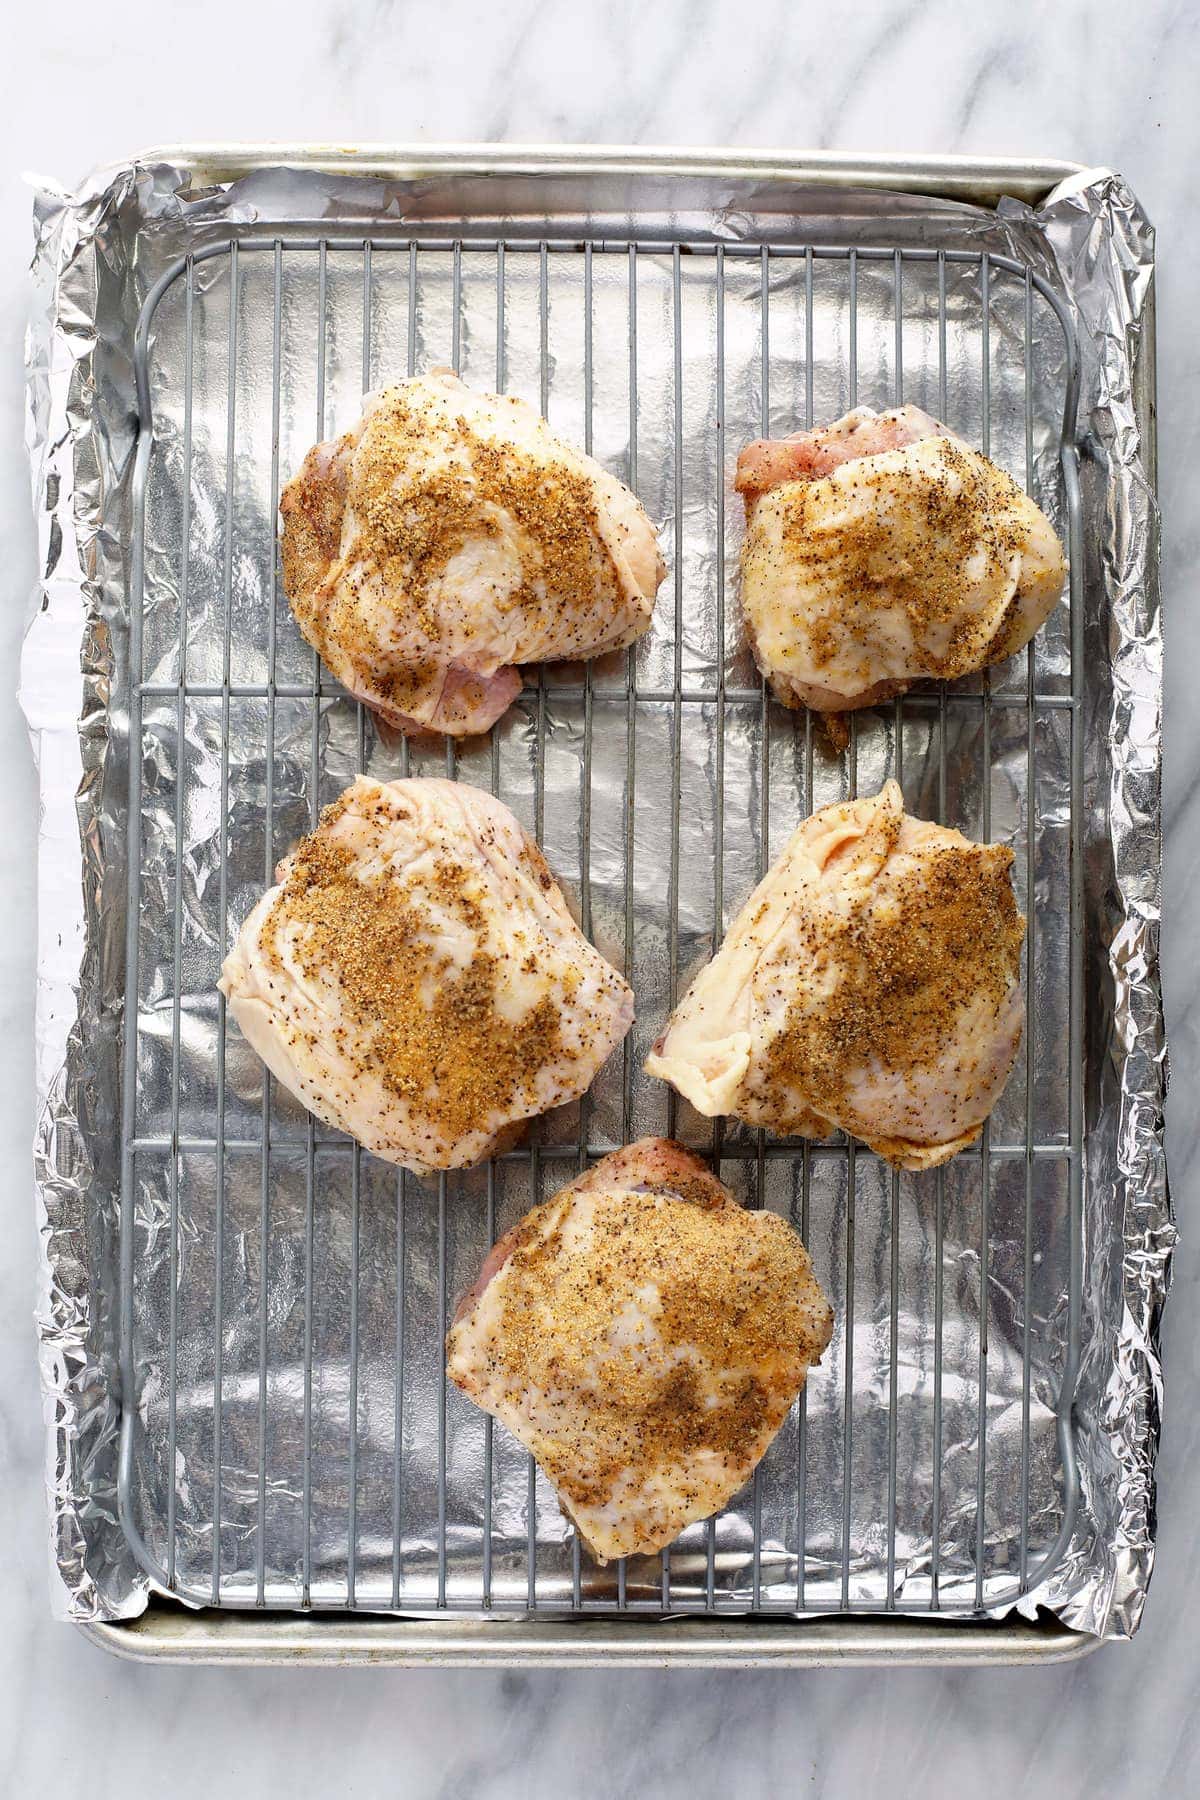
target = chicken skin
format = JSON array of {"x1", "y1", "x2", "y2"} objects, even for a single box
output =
[
  {"x1": 280, "y1": 370, "x2": 664, "y2": 737},
  {"x1": 218, "y1": 777, "x2": 633, "y2": 1173},
  {"x1": 736, "y1": 404, "x2": 1066, "y2": 719},
  {"x1": 645, "y1": 781, "x2": 1025, "y2": 1171},
  {"x1": 446, "y1": 1139, "x2": 834, "y2": 1562}
]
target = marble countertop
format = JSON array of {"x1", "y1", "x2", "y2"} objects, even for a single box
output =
[{"x1": 2, "y1": 3, "x2": 1195, "y2": 1794}]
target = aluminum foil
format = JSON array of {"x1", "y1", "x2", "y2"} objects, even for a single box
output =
[{"x1": 22, "y1": 153, "x2": 1167, "y2": 1638}]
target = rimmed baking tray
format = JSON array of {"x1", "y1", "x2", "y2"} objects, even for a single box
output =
[{"x1": 27, "y1": 146, "x2": 1164, "y2": 1666}]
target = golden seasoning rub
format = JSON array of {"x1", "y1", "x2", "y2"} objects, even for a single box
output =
[
  {"x1": 262, "y1": 840, "x2": 566, "y2": 1146},
  {"x1": 278, "y1": 371, "x2": 663, "y2": 738},
  {"x1": 735, "y1": 405, "x2": 1067, "y2": 725},
  {"x1": 764, "y1": 839, "x2": 1023, "y2": 1127},
  {"x1": 646, "y1": 782, "x2": 1027, "y2": 1173},
  {"x1": 219, "y1": 776, "x2": 635, "y2": 1174},
  {"x1": 345, "y1": 393, "x2": 625, "y2": 646},
  {"x1": 771, "y1": 439, "x2": 1029, "y2": 675},
  {"x1": 446, "y1": 1139, "x2": 834, "y2": 1562}
]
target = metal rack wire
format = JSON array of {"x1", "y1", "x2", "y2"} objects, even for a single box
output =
[{"x1": 117, "y1": 224, "x2": 1082, "y2": 1619}]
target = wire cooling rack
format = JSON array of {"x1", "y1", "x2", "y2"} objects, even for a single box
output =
[{"x1": 117, "y1": 223, "x2": 1082, "y2": 1619}]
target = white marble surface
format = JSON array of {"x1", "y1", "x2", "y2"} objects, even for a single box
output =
[{"x1": 1, "y1": 3, "x2": 1196, "y2": 1794}]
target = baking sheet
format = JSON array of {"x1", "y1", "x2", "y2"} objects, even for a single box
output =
[{"x1": 22, "y1": 152, "x2": 1167, "y2": 1637}]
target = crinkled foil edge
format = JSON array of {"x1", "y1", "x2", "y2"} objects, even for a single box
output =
[
  {"x1": 21, "y1": 156, "x2": 1169, "y2": 1634},
  {"x1": 1034, "y1": 170, "x2": 1170, "y2": 1637},
  {"x1": 24, "y1": 162, "x2": 145, "y2": 1619}
]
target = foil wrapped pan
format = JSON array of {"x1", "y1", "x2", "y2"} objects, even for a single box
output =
[{"x1": 21, "y1": 150, "x2": 1167, "y2": 1653}]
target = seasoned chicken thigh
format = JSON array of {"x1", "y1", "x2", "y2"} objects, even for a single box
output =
[
  {"x1": 280, "y1": 370, "x2": 664, "y2": 737},
  {"x1": 219, "y1": 777, "x2": 633, "y2": 1173},
  {"x1": 447, "y1": 1139, "x2": 833, "y2": 1562},
  {"x1": 646, "y1": 782, "x2": 1024, "y2": 1171},
  {"x1": 736, "y1": 404, "x2": 1066, "y2": 718}
]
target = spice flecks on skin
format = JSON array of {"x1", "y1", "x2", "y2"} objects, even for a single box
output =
[
  {"x1": 278, "y1": 371, "x2": 663, "y2": 737},
  {"x1": 736, "y1": 405, "x2": 1067, "y2": 718},
  {"x1": 646, "y1": 782, "x2": 1026, "y2": 1172},
  {"x1": 446, "y1": 1138, "x2": 834, "y2": 1563},
  {"x1": 767, "y1": 439, "x2": 1028, "y2": 673},
  {"x1": 261, "y1": 840, "x2": 565, "y2": 1146},
  {"x1": 761, "y1": 835, "x2": 1023, "y2": 1137},
  {"x1": 219, "y1": 776, "x2": 635, "y2": 1173}
]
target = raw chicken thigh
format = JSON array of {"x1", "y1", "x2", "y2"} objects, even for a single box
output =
[
  {"x1": 280, "y1": 370, "x2": 664, "y2": 737},
  {"x1": 219, "y1": 776, "x2": 633, "y2": 1173},
  {"x1": 645, "y1": 781, "x2": 1025, "y2": 1171},
  {"x1": 446, "y1": 1138, "x2": 834, "y2": 1562},
  {"x1": 736, "y1": 404, "x2": 1066, "y2": 718}
]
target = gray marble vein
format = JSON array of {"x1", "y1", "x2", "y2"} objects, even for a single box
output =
[{"x1": 1, "y1": 0, "x2": 1196, "y2": 1793}]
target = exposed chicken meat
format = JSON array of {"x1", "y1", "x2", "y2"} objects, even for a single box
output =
[
  {"x1": 645, "y1": 781, "x2": 1025, "y2": 1171},
  {"x1": 736, "y1": 404, "x2": 936, "y2": 501},
  {"x1": 219, "y1": 776, "x2": 633, "y2": 1173},
  {"x1": 735, "y1": 404, "x2": 1067, "y2": 719},
  {"x1": 280, "y1": 370, "x2": 665, "y2": 737},
  {"x1": 446, "y1": 1138, "x2": 834, "y2": 1562}
]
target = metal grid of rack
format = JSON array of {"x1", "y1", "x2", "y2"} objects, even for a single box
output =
[{"x1": 117, "y1": 225, "x2": 1082, "y2": 1619}]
